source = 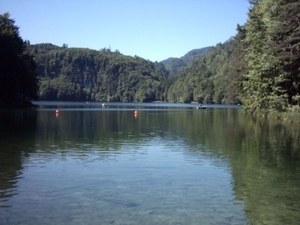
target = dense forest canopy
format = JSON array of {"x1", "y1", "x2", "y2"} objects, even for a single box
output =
[
  {"x1": 165, "y1": 40, "x2": 242, "y2": 104},
  {"x1": 26, "y1": 41, "x2": 238, "y2": 104},
  {"x1": 27, "y1": 44, "x2": 168, "y2": 102},
  {"x1": 0, "y1": 13, "x2": 38, "y2": 107},
  {"x1": 240, "y1": 0, "x2": 300, "y2": 112}
]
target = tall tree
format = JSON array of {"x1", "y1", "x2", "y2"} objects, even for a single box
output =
[
  {"x1": 270, "y1": 0, "x2": 300, "y2": 106},
  {"x1": 242, "y1": 0, "x2": 288, "y2": 112},
  {"x1": 241, "y1": 0, "x2": 300, "y2": 112},
  {"x1": 0, "y1": 13, "x2": 38, "y2": 107}
]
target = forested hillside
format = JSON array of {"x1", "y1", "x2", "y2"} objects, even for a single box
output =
[
  {"x1": 28, "y1": 43, "x2": 229, "y2": 104},
  {"x1": 160, "y1": 47, "x2": 212, "y2": 75},
  {"x1": 165, "y1": 39, "x2": 242, "y2": 104},
  {"x1": 27, "y1": 44, "x2": 168, "y2": 102}
]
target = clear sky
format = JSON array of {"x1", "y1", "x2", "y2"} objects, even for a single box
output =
[{"x1": 1, "y1": 0, "x2": 250, "y2": 62}]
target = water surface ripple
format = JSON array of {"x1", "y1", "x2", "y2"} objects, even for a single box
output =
[{"x1": 1, "y1": 102, "x2": 299, "y2": 225}]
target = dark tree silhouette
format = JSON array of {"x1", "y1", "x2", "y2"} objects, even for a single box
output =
[{"x1": 0, "y1": 13, "x2": 38, "y2": 107}]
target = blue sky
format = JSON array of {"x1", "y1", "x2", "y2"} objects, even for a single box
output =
[{"x1": 1, "y1": 0, "x2": 250, "y2": 62}]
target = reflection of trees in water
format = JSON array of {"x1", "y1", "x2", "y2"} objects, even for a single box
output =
[
  {"x1": 35, "y1": 110, "x2": 156, "y2": 152},
  {"x1": 0, "y1": 110, "x2": 37, "y2": 206},
  {"x1": 35, "y1": 108, "x2": 299, "y2": 162},
  {"x1": 218, "y1": 114, "x2": 300, "y2": 224},
  {"x1": 164, "y1": 109, "x2": 300, "y2": 224},
  {"x1": 1, "y1": 107, "x2": 300, "y2": 224}
]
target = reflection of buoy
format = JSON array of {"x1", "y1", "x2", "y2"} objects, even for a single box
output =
[{"x1": 55, "y1": 110, "x2": 59, "y2": 118}]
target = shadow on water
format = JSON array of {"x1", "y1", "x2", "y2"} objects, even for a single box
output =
[
  {"x1": 0, "y1": 109, "x2": 37, "y2": 206},
  {"x1": 228, "y1": 115, "x2": 300, "y2": 224},
  {"x1": 181, "y1": 108, "x2": 300, "y2": 224}
]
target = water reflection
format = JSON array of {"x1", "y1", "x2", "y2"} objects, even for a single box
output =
[
  {"x1": 0, "y1": 103, "x2": 300, "y2": 224},
  {"x1": 0, "y1": 109, "x2": 37, "y2": 207},
  {"x1": 229, "y1": 116, "x2": 300, "y2": 224}
]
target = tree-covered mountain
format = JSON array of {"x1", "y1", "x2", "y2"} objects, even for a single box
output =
[
  {"x1": 27, "y1": 44, "x2": 168, "y2": 102},
  {"x1": 165, "y1": 39, "x2": 242, "y2": 104},
  {"x1": 160, "y1": 46, "x2": 212, "y2": 75}
]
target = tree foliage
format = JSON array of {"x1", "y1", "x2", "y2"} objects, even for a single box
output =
[
  {"x1": 165, "y1": 40, "x2": 242, "y2": 104},
  {"x1": 0, "y1": 13, "x2": 38, "y2": 107},
  {"x1": 240, "y1": 0, "x2": 300, "y2": 112},
  {"x1": 27, "y1": 44, "x2": 168, "y2": 102}
]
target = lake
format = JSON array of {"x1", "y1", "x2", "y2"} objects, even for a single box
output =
[{"x1": 0, "y1": 101, "x2": 300, "y2": 225}]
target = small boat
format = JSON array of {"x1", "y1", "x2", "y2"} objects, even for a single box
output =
[
  {"x1": 196, "y1": 105, "x2": 207, "y2": 109},
  {"x1": 102, "y1": 103, "x2": 107, "y2": 107}
]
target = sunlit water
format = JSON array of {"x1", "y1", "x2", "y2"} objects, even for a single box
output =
[{"x1": 1, "y1": 102, "x2": 300, "y2": 225}]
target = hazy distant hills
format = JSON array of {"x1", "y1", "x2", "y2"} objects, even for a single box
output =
[{"x1": 160, "y1": 46, "x2": 213, "y2": 75}]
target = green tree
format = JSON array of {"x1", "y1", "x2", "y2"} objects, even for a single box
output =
[
  {"x1": 0, "y1": 13, "x2": 38, "y2": 107},
  {"x1": 165, "y1": 40, "x2": 241, "y2": 104},
  {"x1": 270, "y1": 0, "x2": 300, "y2": 107},
  {"x1": 241, "y1": 0, "x2": 300, "y2": 112},
  {"x1": 27, "y1": 44, "x2": 168, "y2": 102}
]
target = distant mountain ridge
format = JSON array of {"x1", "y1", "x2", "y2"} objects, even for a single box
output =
[{"x1": 160, "y1": 46, "x2": 213, "y2": 75}]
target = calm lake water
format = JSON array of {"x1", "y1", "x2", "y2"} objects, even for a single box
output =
[{"x1": 1, "y1": 101, "x2": 300, "y2": 225}]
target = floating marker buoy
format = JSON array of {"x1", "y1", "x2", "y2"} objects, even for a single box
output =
[
  {"x1": 134, "y1": 111, "x2": 138, "y2": 114},
  {"x1": 55, "y1": 109, "x2": 59, "y2": 118}
]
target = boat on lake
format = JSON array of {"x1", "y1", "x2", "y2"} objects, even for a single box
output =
[{"x1": 196, "y1": 105, "x2": 207, "y2": 109}]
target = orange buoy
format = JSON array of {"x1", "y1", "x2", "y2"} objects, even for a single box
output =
[
  {"x1": 55, "y1": 110, "x2": 59, "y2": 118},
  {"x1": 134, "y1": 111, "x2": 138, "y2": 114}
]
